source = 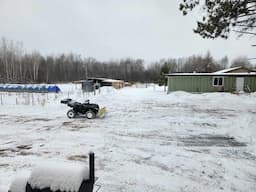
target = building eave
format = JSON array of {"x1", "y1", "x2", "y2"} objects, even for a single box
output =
[{"x1": 166, "y1": 73, "x2": 256, "y2": 77}]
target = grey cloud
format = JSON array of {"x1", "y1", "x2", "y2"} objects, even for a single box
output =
[{"x1": 0, "y1": 0, "x2": 254, "y2": 63}]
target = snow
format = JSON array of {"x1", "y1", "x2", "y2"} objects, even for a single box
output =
[
  {"x1": 0, "y1": 84, "x2": 256, "y2": 192},
  {"x1": 9, "y1": 171, "x2": 30, "y2": 192},
  {"x1": 0, "y1": 186, "x2": 8, "y2": 192},
  {"x1": 28, "y1": 162, "x2": 89, "y2": 192},
  {"x1": 213, "y1": 66, "x2": 243, "y2": 73}
]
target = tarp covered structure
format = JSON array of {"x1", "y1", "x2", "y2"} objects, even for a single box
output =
[{"x1": 0, "y1": 84, "x2": 61, "y2": 93}]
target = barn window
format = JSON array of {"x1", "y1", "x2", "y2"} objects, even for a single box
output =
[{"x1": 212, "y1": 77, "x2": 224, "y2": 86}]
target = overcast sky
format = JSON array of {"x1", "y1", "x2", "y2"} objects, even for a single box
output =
[{"x1": 0, "y1": 0, "x2": 255, "y2": 63}]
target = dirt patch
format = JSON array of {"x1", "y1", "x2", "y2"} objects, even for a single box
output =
[
  {"x1": 0, "y1": 148, "x2": 17, "y2": 157},
  {"x1": 112, "y1": 131, "x2": 174, "y2": 141},
  {"x1": 0, "y1": 148, "x2": 18, "y2": 153},
  {"x1": 0, "y1": 144, "x2": 32, "y2": 157},
  {"x1": 248, "y1": 110, "x2": 256, "y2": 114},
  {"x1": 62, "y1": 124, "x2": 86, "y2": 131},
  {"x1": 71, "y1": 124, "x2": 86, "y2": 129},
  {"x1": 192, "y1": 122, "x2": 217, "y2": 128},
  {"x1": 67, "y1": 155, "x2": 88, "y2": 161},
  {"x1": 33, "y1": 118, "x2": 52, "y2": 121},
  {"x1": 191, "y1": 107, "x2": 238, "y2": 118},
  {"x1": 41, "y1": 126, "x2": 54, "y2": 131},
  {"x1": 16, "y1": 144, "x2": 32, "y2": 150},
  {"x1": 62, "y1": 121, "x2": 72, "y2": 126},
  {"x1": 219, "y1": 150, "x2": 256, "y2": 160},
  {"x1": 42, "y1": 151, "x2": 50, "y2": 154},
  {"x1": 180, "y1": 134, "x2": 246, "y2": 147},
  {"x1": 23, "y1": 118, "x2": 52, "y2": 123},
  {"x1": 0, "y1": 163, "x2": 9, "y2": 167},
  {"x1": 134, "y1": 155, "x2": 173, "y2": 172},
  {"x1": 18, "y1": 151, "x2": 41, "y2": 156}
]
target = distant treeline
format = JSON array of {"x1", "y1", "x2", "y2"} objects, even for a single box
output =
[{"x1": 0, "y1": 38, "x2": 253, "y2": 84}]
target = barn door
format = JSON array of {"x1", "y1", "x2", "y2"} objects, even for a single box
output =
[{"x1": 236, "y1": 77, "x2": 244, "y2": 92}]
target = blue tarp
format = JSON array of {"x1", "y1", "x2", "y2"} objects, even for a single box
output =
[
  {"x1": 0, "y1": 84, "x2": 61, "y2": 93},
  {"x1": 48, "y1": 85, "x2": 61, "y2": 93}
]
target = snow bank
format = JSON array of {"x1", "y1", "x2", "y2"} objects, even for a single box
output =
[
  {"x1": 28, "y1": 162, "x2": 89, "y2": 192},
  {"x1": 1, "y1": 85, "x2": 256, "y2": 192},
  {"x1": 9, "y1": 171, "x2": 30, "y2": 192},
  {"x1": 0, "y1": 186, "x2": 8, "y2": 192}
]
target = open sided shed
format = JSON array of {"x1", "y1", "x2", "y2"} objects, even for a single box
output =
[
  {"x1": 75, "y1": 78, "x2": 125, "y2": 89},
  {"x1": 166, "y1": 72, "x2": 256, "y2": 93}
]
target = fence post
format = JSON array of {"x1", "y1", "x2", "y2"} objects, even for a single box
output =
[
  {"x1": 89, "y1": 152, "x2": 95, "y2": 184},
  {"x1": 0, "y1": 93, "x2": 3, "y2": 105},
  {"x1": 32, "y1": 93, "x2": 35, "y2": 105}
]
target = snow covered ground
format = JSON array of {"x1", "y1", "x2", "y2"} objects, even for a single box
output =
[{"x1": 0, "y1": 84, "x2": 256, "y2": 192}]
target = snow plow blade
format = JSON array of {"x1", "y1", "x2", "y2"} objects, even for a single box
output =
[{"x1": 97, "y1": 107, "x2": 106, "y2": 118}]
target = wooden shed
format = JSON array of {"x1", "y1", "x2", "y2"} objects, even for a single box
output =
[
  {"x1": 167, "y1": 67, "x2": 256, "y2": 93},
  {"x1": 101, "y1": 79, "x2": 125, "y2": 89}
]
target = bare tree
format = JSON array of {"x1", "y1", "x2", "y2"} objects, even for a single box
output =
[{"x1": 231, "y1": 56, "x2": 252, "y2": 68}]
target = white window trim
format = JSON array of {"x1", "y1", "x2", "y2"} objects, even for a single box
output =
[{"x1": 212, "y1": 77, "x2": 224, "y2": 87}]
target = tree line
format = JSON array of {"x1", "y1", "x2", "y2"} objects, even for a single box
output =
[{"x1": 0, "y1": 38, "x2": 253, "y2": 84}]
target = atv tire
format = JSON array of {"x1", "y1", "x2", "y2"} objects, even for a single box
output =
[
  {"x1": 67, "y1": 110, "x2": 76, "y2": 118},
  {"x1": 86, "y1": 110, "x2": 96, "y2": 119}
]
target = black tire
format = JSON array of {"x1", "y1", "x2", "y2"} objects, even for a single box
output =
[
  {"x1": 67, "y1": 110, "x2": 76, "y2": 118},
  {"x1": 85, "y1": 110, "x2": 96, "y2": 119}
]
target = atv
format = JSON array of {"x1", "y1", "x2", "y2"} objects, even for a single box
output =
[{"x1": 61, "y1": 98, "x2": 106, "y2": 119}]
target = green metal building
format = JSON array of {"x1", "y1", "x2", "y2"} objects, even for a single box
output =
[{"x1": 166, "y1": 67, "x2": 256, "y2": 93}]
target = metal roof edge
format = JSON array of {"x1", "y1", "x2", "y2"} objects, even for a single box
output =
[{"x1": 166, "y1": 73, "x2": 256, "y2": 76}]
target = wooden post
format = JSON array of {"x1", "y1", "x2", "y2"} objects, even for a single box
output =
[{"x1": 89, "y1": 152, "x2": 95, "y2": 184}]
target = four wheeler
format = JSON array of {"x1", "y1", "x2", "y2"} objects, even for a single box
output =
[{"x1": 61, "y1": 98, "x2": 105, "y2": 119}]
